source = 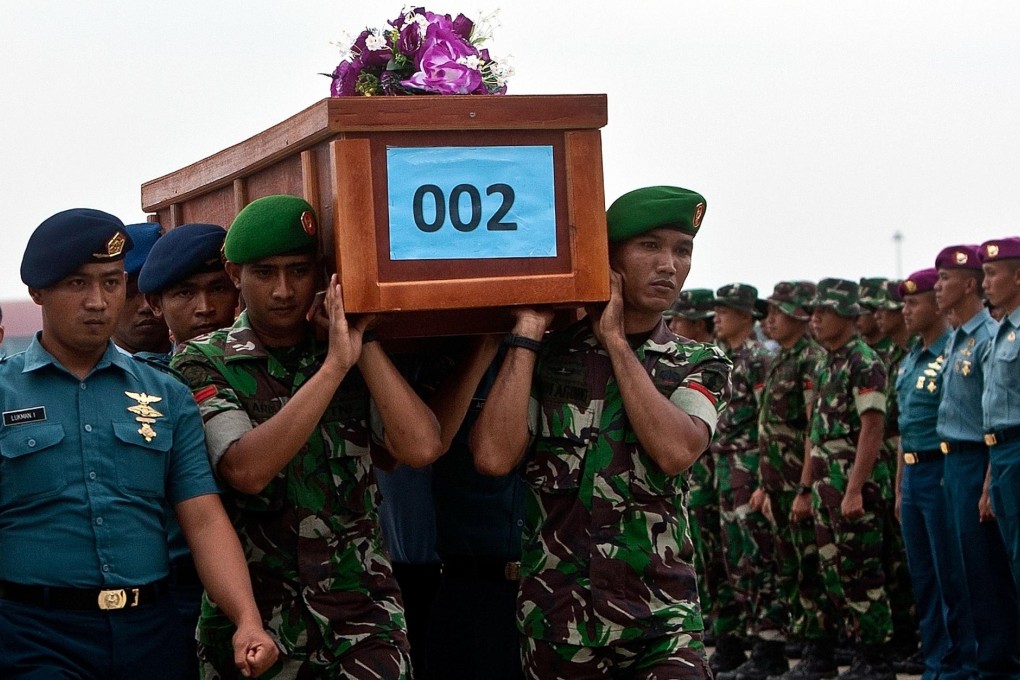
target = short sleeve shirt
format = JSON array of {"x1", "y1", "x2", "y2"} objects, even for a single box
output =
[
  {"x1": 0, "y1": 336, "x2": 216, "y2": 587},
  {"x1": 982, "y1": 306, "x2": 1020, "y2": 432},
  {"x1": 895, "y1": 332, "x2": 949, "y2": 452},
  {"x1": 937, "y1": 309, "x2": 996, "y2": 442},
  {"x1": 758, "y1": 336, "x2": 823, "y2": 491},
  {"x1": 518, "y1": 318, "x2": 731, "y2": 646},
  {"x1": 171, "y1": 312, "x2": 402, "y2": 660},
  {"x1": 810, "y1": 336, "x2": 887, "y2": 449}
]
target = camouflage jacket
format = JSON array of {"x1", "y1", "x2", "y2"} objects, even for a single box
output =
[
  {"x1": 809, "y1": 336, "x2": 887, "y2": 459},
  {"x1": 758, "y1": 335, "x2": 823, "y2": 492},
  {"x1": 710, "y1": 336, "x2": 771, "y2": 457},
  {"x1": 518, "y1": 318, "x2": 731, "y2": 646},
  {"x1": 171, "y1": 312, "x2": 404, "y2": 660}
]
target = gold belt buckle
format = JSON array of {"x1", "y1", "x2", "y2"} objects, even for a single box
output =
[
  {"x1": 504, "y1": 562, "x2": 521, "y2": 581},
  {"x1": 939, "y1": 442, "x2": 950, "y2": 455},
  {"x1": 903, "y1": 452, "x2": 918, "y2": 465},
  {"x1": 985, "y1": 433, "x2": 998, "y2": 447},
  {"x1": 97, "y1": 587, "x2": 140, "y2": 610}
]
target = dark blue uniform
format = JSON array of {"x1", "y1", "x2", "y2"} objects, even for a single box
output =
[{"x1": 0, "y1": 338, "x2": 218, "y2": 679}]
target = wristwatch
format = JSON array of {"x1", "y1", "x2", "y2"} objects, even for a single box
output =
[
  {"x1": 504, "y1": 333, "x2": 543, "y2": 353},
  {"x1": 795, "y1": 483, "x2": 812, "y2": 496}
]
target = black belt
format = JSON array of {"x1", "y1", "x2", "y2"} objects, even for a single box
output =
[
  {"x1": 442, "y1": 557, "x2": 520, "y2": 581},
  {"x1": 939, "y1": 439, "x2": 986, "y2": 455},
  {"x1": 0, "y1": 579, "x2": 169, "y2": 611},
  {"x1": 169, "y1": 556, "x2": 201, "y2": 590},
  {"x1": 984, "y1": 424, "x2": 1020, "y2": 447},
  {"x1": 903, "y1": 449, "x2": 942, "y2": 465}
]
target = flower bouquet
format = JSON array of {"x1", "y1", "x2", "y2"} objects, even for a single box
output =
[{"x1": 328, "y1": 7, "x2": 512, "y2": 97}]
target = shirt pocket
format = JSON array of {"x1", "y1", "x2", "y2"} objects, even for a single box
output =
[
  {"x1": 524, "y1": 400, "x2": 594, "y2": 492},
  {"x1": 112, "y1": 421, "x2": 172, "y2": 498},
  {"x1": 996, "y1": 336, "x2": 1020, "y2": 363},
  {"x1": 0, "y1": 423, "x2": 68, "y2": 502}
]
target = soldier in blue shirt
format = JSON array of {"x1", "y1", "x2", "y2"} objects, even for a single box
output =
[
  {"x1": 0, "y1": 209, "x2": 276, "y2": 680},
  {"x1": 979, "y1": 237, "x2": 1020, "y2": 598},
  {"x1": 935, "y1": 243, "x2": 1020, "y2": 678},
  {"x1": 894, "y1": 269, "x2": 972, "y2": 680}
]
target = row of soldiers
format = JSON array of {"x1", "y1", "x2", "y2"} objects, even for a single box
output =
[{"x1": 668, "y1": 243, "x2": 1020, "y2": 680}]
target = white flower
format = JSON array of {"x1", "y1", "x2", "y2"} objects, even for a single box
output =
[
  {"x1": 471, "y1": 8, "x2": 502, "y2": 44},
  {"x1": 488, "y1": 55, "x2": 514, "y2": 86},
  {"x1": 365, "y1": 30, "x2": 387, "y2": 52},
  {"x1": 457, "y1": 55, "x2": 482, "y2": 71}
]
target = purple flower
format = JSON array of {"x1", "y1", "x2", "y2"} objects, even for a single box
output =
[
  {"x1": 353, "y1": 29, "x2": 390, "y2": 68},
  {"x1": 397, "y1": 22, "x2": 421, "y2": 57},
  {"x1": 330, "y1": 58, "x2": 363, "y2": 97},
  {"x1": 451, "y1": 13, "x2": 473, "y2": 40},
  {"x1": 400, "y1": 25, "x2": 482, "y2": 94}
]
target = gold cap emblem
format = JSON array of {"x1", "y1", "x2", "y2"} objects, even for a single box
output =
[
  {"x1": 692, "y1": 203, "x2": 705, "y2": 229},
  {"x1": 93, "y1": 232, "x2": 126, "y2": 259},
  {"x1": 301, "y1": 210, "x2": 317, "y2": 236},
  {"x1": 988, "y1": 244, "x2": 1000, "y2": 258},
  {"x1": 954, "y1": 251, "x2": 968, "y2": 264},
  {"x1": 904, "y1": 280, "x2": 917, "y2": 294}
]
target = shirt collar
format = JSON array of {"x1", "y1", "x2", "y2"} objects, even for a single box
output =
[
  {"x1": 1007, "y1": 305, "x2": 1020, "y2": 329},
  {"x1": 22, "y1": 333, "x2": 136, "y2": 378}
]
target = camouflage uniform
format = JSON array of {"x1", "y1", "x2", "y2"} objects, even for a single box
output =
[
  {"x1": 712, "y1": 332, "x2": 772, "y2": 640},
  {"x1": 757, "y1": 334, "x2": 824, "y2": 641},
  {"x1": 807, "y1": 334, "x2": 892, "y2": 647},
  {"x1": 669, "y1": 289, "x2": 724, "y2": 620},
  {"x1": 518, "y1": 318, "x2": 730, "y2": 676},
  {"x1": 172, "y1": 313, "x2": 410, "y2": 679}
]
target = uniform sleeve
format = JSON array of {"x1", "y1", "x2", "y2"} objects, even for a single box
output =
[
  {"x1": 852, "y1": 352, "x2": 887, "y2": 416},
  {"x1": 670, "y1": 348, "x2": 732, "y2": 436},
  {"x1": 165, "y1": 380, "x2": 220, "y2": 505},
  {"x1": 170, "y1": 345, "x2": 253, "y2": 472}
]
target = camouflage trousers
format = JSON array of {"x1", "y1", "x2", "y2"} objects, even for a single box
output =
[
  {"x1": 759, "y1": 490, "x2": 821, "y2": 641},
  {"x1": 521, "y1": 632, "x2": 710, "y2": 679},
  {"x1": 715, "y1": 450, "x2": 772, "y2": 639},
  {"x1": 808, "y1": 452, "x2": 893, "y2": 646},
  {"x1": 198, "y1": 632, "x2": 412, "y2": 680},
  {"x1": 689, "y1": 453, "x2": 725, "y2": 629}
]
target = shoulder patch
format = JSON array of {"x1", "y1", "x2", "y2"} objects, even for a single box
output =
[{"x1": 193, "y1": 385, "x2": 217, "y2": 404}]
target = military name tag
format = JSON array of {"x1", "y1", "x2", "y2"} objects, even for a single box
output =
[
  {"x1": 2, "y1": 406, "x2": 46, "y2": 426},
  {"x1": 386, "y1": 145, "x2": 556, "y2": 261}
]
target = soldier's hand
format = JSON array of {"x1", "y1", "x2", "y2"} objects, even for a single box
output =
[
  {"x1": 587, "y1": 270, "x2": 626, "y2": 348},
  {"x1": 749, "y1": 487, "x2": 766, "y2": 512},
  {"x1": 510, "y1": 306, "x2": 555, "y2": 340},
  {"x1": 232, "y1": 625, "x2": 279, "y2": 678},
  {"x1": 840, "y1": 489, "x2": 865, "y2": 521},
  {"x1": 319, "y1": 274, "x2": 367, "y2": 375},
  {"x1": 791, "y1": 492, "x2": 813, "y2": 522},
  {"x1": 979, "y1": 485, "x2": 996, "y2": 522}
]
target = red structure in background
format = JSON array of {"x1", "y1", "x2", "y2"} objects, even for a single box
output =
[{"x1": 1, "y1": 299, "x2": 42, "y2": 354}]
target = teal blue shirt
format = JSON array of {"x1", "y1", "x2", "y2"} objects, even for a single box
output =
[
  {"x1": 982, "y1": 306, "x2": 1020, "y2": 431},
  {"x1": 896, "y1": 330, "x2": 950, "y2": 452},
  {"x1": 0, "y1": 336, "x2": 217, "y2": 587},
  {"x1": 937, "y1": 309, "x2": 997, "y2": 443}
]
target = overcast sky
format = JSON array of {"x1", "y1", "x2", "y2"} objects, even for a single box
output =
[{"x1": 2, "y1": 1, "x2": 1018, "y2": 303}]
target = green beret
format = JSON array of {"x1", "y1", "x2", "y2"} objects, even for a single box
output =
[
  {"x1": 224, "y1": 195, "x2": 318, "y2": 264},
  {"x1": 606, "y1": 186, "x2": 706, "y2": 243}
]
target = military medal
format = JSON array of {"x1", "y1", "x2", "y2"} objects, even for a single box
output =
[
  {"x1": 1009, "y1": 332, "x2": 1017, "y2": 343},
  {"x1": 125, "y1": 392, "x2": 164, "y2": 442},
  {"x1": 961, "y1": 360, "x2": 972, "y2": 377}
]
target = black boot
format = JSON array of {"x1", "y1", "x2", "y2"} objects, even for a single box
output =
[
  {"x1": 726, "y1": 640, "x2": 789, "y2": 680},
  {"x1": 767, "y1": 640, "x2": 837, "y2": 680},
  {"x1": 710, "y1": 634, "x2": 748, "y2": 674},
  {"x1": 834, "y1": 648, "x2": 895, "y2": 680}
]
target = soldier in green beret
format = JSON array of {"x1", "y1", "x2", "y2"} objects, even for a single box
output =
[
  {"x1": 172, "y1": 195, "x2": 444, "y2": 679},
  {"x1": 473, "y1": 185, "x2": 731, "y2": 678}
]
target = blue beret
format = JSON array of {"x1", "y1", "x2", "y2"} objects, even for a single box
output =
[
  {"x1": 21, "y1": 208, "x2": 133, "y2": 289},
  {"x1": 123, "y1": 223, "x2": 163, "y2": 277},
  {"x1": 138, "y1": 223, "x2": 227, "y2": 294}
]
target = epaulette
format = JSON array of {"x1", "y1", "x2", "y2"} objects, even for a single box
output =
[{"x1": 132, "y1": 353, "x2": 188, "y2": 384}]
